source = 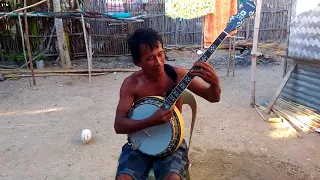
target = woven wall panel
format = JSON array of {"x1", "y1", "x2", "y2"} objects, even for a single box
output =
[{"x1": 288, "y1": 2, "x2": 320, "y2": 60}]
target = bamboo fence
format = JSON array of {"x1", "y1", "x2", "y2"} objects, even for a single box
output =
[{"x1": 0, "y1": 0, "x2": 289, "y2": 60}]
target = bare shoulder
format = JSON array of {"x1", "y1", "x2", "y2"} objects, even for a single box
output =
[
  {"x1": 120, "y1": 71, "x2": 142, "y2": 92},
  {"x1": 116, "y1": 71, "x2": 142, "y2": 116},
  {"x1": 171, "y1": 65, "x2": 188, "y2": 77}
]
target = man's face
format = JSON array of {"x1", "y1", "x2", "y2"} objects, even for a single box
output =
[{"x1": 136, "y1": 41, "x2": 165, "y2": 77}]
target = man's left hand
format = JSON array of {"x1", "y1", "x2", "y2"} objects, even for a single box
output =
[{"x1": 191, "y1": 61, "x2": 219, "y2": 86}]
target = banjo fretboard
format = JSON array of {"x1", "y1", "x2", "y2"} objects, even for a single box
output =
[{"x1": 163, "y1": 31, "x2": 229, "y2": 109}]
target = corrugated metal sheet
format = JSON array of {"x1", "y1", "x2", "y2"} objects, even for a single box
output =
[
  {"x1": 288, "y1": 0, "x2": 320, "y2": 59},
  {"x1": 277, "y1": 61, "x2": 320, "y2": 112}
]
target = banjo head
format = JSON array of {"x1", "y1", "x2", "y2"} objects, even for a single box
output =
[{"x1": 128, "y1": 96, "x2": 185, "y2": 157}]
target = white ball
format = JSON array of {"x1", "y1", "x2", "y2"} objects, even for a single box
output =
[
  {"x1": 81, "y1": 129, "x2": 91, "y2": 144},
  {"x1": 197, "y1": 50, "x2": 203, "y2": 55}
]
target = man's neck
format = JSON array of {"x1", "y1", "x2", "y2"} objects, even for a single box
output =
[{"x1": 142, "y1": 72, "x2": 163, "y2": 83}]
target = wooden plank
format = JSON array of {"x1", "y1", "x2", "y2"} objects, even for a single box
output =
[
  {"x1": 279, "y1": 55, "x2": 320, "y2": 65},
  {"x1": 265, "y1": 64, "x2": 297, "y2": 114}
]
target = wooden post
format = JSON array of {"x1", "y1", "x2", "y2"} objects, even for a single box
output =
[
  {"x1": 283, "y1": 0, "x2": 293, "y2": 77},
  {"x1": 18, "y1": 14, "x2": 31, "y2": 87},
  {"x1": 250, "y1": 0, "x2": 263, "y2": 107},
  {"x1": 201, "y1": 17, "x2": 205, "y2": 51},
  {"x1": 52, "y1": 0, "x2": 71, "y2": 69},
  {"x1": 246, "y1": 19, "x2": 250, "y2": 39},
  {"x1": 88, "y1": 33, "x2": 93, "y2": 83},
  {"x1": 76, "y1": 0, "x2": 92, "y2": 83},
  {"x1": 23, "y1": 0, "x2": 36, "y2": 85},
  {"x1": 265, "y1": 64, "x2": 296, "y2": 114}
]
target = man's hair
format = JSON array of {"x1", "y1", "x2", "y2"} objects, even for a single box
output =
[{"x1": 128, "y1": 28, "x2": 163, "y2": 62}]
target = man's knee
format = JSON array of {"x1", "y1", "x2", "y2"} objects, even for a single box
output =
[
  {"x1": 116, "y1": 174, "x2": 133, "y2": 180},
  {"x1": 163, "y1": 173, "x2": 181, "y2": 180}
]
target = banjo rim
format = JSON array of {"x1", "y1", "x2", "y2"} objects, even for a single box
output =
[{"x1": 127, "y1": 96, "x2": 185, "y2": 157}]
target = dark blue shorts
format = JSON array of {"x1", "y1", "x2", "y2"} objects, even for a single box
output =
[{"x1": 116, "y1": 139, "x2": 189, "y2": 180}]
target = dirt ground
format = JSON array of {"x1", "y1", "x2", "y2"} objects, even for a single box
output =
[{"x1": 0, "y1": 49, "x2": 319, "y2": 180}]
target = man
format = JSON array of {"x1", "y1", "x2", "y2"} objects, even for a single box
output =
[{"x1": 114, "y1": 28, "x2": 221, "y2": 180}]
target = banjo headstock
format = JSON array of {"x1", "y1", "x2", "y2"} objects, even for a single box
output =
[{"x1": 225, "y1": 1, "x2": 256, "y2": 33}]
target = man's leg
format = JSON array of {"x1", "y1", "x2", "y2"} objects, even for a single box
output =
[
  {"x1": 162, "y1": 173, "x2": 181, "y2": 180},
  {"x1": 116, "y1": 143, "x2": 153, "y2": 180},
  {"x1": 152, "y1": 140, "x2": 189, "y2": 180}
]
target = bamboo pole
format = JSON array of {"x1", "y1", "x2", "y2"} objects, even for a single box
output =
[
  {"x1": 17, "y1": 14, "x2": 31, "y2": 86},
  {"x1": 53, "y1": 0, "x2": 72, "y2": 69},
  {"x1": 250, "y1": 0, "x2": 263, "y2": 107},
  {"x1": 5, "y1": 72, "x2": 110, "y2": 78},
  {"x1": 23, "y1": 0, "x2": 36, "y2": 85},
  {"x1": 88, "y1": 33, "x2": 93, "y2": 83},
  {"x1": 283, "y1": 0, "x2": 293, "y2": 77},
  {"x1": 245, "y1": 18, "x2": 250, "y2": 40},
  {"x1": 0, "y1": 0, "x2": 48, "y2": 20},
  {"x1": 0, "y1": 68, "x2": 142, "y2": 74},
  {"x1": 76, "y1": 0, "x2": 92, "y2": 83}
]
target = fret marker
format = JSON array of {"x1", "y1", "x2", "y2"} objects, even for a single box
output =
[
  {"x1": 169, "y1": 95, "x2": 175, "y2": 101},
  {"x1": 185, "y1": 76, "x2": 191, "y2": 82},
  {"x1": 179, "y1": 83, "x2": 186, "y2": 89},
  {"x1": 201, "y1": 55, "x2": 208, "y2": 61},
  {"x1": 209, "y1": 46, "x2": 215, "y2": 53}
]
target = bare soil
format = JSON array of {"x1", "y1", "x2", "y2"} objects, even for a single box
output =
[{"x1": 0, "y1": 49, "x2": 319, "y2": 180}]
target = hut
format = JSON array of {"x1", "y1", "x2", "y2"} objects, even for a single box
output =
[{"x1": 266, "y1": 0, "x2": 320, "y2": 133}]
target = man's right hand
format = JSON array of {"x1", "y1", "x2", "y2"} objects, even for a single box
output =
[{"x1": 150, "y1": 107, "x2": 174, "y2": 126}]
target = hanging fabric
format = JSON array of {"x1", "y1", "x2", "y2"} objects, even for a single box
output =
[
  {"x1": 204, "y1": 0, "x2": 238, "y2": 48},
  {"x1": 165, "y1": 0, "x2": 216, "y2": 19}
]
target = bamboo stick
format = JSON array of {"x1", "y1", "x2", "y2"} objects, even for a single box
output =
[
  {"x1": 283, "y1": 0, "x2": 293, "y2": 77},
  {"x1": 274, "y1": 99, "x2": 319, "y2": 131},
  {"x1": 276, "y1": 99, "x2": 320, "y2": 126},
  {"x1": 23, "y1": 0, "x2": 36, "y2": 85},
  {"x1": 0, "y1": 68, "x2": 140, "y2": 74},
  {"x1": 265, "y1": 64, "x2": 296, "y2": 114},
  {"x1": 272, "y1": 108, "x2": 302, "y2": 137},
  {"x1": 5, "y1": 72, "x2": 110, "y2": 78},
  {"x1": 17, "y1": 14, "x2": 31, "y2": 87},
  {"x1": 0, "y1": 0, "x2": 48, "y2": 20},
  {"x1": 275, "y1": 105, "x2": 317, "y2": 131},
  {"x1": 273, "y1": 107, "x2": 312, "y2": 133},
  {"x1": 76, "y1": 0, "x2": 91, "y2": 83},
  {"x1": 250, "y1": 0, "x2": 263, "y2": 107},
  {"x1": 88, "y1": 33, "x2": 93, "y2": 83},
  {"x1": 0, "y1": 68, "x2": 193, "y2": 75}
]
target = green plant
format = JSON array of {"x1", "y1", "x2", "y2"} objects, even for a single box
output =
[{"x1": 7, "y1": 52, "x2": 25, "y2": 62}]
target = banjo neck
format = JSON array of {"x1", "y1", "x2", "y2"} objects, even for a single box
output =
[{"x1": 163, "y1": 30, "x2": 229, "y2": 109}]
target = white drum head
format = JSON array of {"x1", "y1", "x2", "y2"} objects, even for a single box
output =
[{"x1": 129, "y1": 103, "x2": 173, "y2": 155}]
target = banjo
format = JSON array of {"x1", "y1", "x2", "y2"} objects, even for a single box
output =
[{"x1": 127, "y1": 1, "x2": 256, "y2": 157}]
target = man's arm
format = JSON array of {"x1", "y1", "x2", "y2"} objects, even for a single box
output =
[
  {"x1": 114, "y1": 77, "x2": 154, "y2": 134},
  {"x1": 114, "y1": 77, "x2": 174, "y2": 134},
  {"x1": 173, "y1": 62, "x2": 221, "y2": 102}
]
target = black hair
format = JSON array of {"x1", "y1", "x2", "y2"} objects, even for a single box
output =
[{"x1": 128, "y1": 28, "x2": 163, "y2": 62}]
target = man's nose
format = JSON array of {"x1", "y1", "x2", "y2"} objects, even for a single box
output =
[{"x1": 154, "y1": 56, "x2": 161, "y2": 66}]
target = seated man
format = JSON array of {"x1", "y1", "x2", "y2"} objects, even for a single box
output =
[{"x1": 114, "y1": 28, "x2": 221, "y2": 180}]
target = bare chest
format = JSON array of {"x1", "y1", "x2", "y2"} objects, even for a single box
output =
[
  {"x1": 133, "y1": 76, "x2": 183, "y2": 111},
  {"x1": 134, "y1": 78, "x2": 173, "y2": 100}
]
